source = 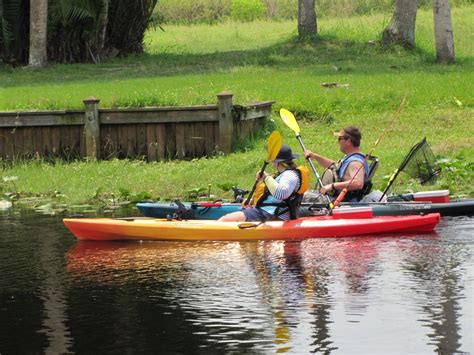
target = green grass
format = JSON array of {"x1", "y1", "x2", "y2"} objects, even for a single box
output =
[
  {"x1": 1, "y1": 7, "x2": 473, "y2": 207},
  {"x1": 1, "y1": 8, "x2": 473, "y2": 111}
]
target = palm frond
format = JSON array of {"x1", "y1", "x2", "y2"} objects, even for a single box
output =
[
  {"x1": 57, "y1": 0, "x2": 98, "y2": 25},
  {"x1": 1, "y1": 0, "x2": 23, "y2": 41}
]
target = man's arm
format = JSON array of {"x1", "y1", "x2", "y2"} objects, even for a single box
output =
[
  {"x1": 304, "y1": 149, "x2": 335, "y2": 169},
  {"x1": 340, "y1": 161, "x2": 365, "y2": 191}
]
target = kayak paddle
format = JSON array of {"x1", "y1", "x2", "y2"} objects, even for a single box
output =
[
  {"x1": 279, "y1": 108, "x2": 331, "y2": 204},
  {"x1": 243, "y1": 130, "x2": 283, "y2": 206}
]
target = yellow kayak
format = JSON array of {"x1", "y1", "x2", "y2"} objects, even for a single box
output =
[{"x1": 63, "y1": 211, "x2": 440, "y2": 242}]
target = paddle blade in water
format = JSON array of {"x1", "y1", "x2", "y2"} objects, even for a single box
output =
[{"x1": 279, "y1": 108, "x2": 301, "y2": 135}]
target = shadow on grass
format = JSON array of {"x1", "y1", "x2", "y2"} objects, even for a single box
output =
[{"x1": 2, "y1": 33, "x2": 470, "y2": 89}]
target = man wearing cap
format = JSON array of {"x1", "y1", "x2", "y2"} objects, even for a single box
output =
[
  {"x1": 304, "y1": 126, "x2": 369, "y2": 202},
  {"x1": 219, "y1": 144, "x2": 306, "y2": 222}
]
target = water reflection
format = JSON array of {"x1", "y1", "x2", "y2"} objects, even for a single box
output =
[
  {"x1": 399, "y1": 218, "x2": 472, "y2": 354},
  {"x1": 64, "y1": 231, "x2": 469, "y2": 354},
  {"x1": 1, "y1": 211, "x2": 472, "y2": 353},
  {"x1": 0, "y1": 211, "x2": 75, "y2": 353},
  {"x1": 38, "y1": 231, "x2": 72, "y2": 354}
]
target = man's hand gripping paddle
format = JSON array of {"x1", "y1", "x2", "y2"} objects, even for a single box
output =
[
  {"x1": 243, "y1": 130, "x2": 283, "y2": 207},
  {"x1": 279, "y1": 108, "x2": 332, "y2": 205}
]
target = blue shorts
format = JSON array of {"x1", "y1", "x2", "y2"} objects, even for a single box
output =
[{"x1": 243, "y1": 207, "x2": 274, "y2": 222}]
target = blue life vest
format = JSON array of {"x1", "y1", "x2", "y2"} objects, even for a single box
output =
[
  {"x1": 338, "y1": 153, "x2": 370, "y2": 181},
  {"x1": 256, "y1": 169, "x2": 303, "y2": 220}
]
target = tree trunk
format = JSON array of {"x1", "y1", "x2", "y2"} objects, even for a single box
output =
[
  {"x1": 433, "y1": 0, "x2": 455, "y2": 63},
  {"x1": 97, "y1": 0, "x2": 110, "y2": 61},
  {"x1": 382, "y1": 0, "x2": 418, "y2": 47},
  {"x1": 298, "y1": 0, "x2": 317, "y2": 37},
  {"x1": 29, "y1": 0, "x2": 48, "y2": 67}
]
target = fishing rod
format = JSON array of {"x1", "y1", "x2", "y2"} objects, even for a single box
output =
[{"x1": 332, "y1": 96, "x2": 408, "y2": 209}]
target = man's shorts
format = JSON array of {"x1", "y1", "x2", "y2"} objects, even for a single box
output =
[{"x1": 242, "y1": 207, "x2": 274, "y2": 222}]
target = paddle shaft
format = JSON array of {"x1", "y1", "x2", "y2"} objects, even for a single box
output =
[
  {"x1": 243, "y1": 161, "x2": 269, "y2": 206},
  {"x1": 295, "y1": 135, "x2": 332, "y2": 204},
  {"x1": 296, "y1": 135, "x2": 323, "y2": 188}
]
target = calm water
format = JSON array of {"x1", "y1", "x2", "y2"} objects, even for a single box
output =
[{"x1": 0, "y1": 210, "x2": 472, "y2": 354}]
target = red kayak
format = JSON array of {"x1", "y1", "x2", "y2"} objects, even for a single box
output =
[{"x1": 63, "y1": 208, "x2": 440, "y2": 242}]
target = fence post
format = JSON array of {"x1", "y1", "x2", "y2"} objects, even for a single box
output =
[
  {"x1": 83, "y1": 96, "x2": 101, "y2": 159},
  {"x1": 217, "y1": 91, "x2": 233, "y2": 154}
]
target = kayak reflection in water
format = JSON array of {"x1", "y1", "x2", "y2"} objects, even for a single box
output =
[{"x1": 219, "y1": 145, "x2": 310, "y2": 222}]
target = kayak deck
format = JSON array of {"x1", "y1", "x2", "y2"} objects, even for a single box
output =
[
  {"x1": 63, "y1": 213, "x2": 440, "y2": 241},
  {"x1": 136, "y1": 199, "x2": 474, "y2": 219}
]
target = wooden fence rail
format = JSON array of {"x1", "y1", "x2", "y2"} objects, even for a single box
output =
[{"x1": 0, "y1": 92, "x2": 274, "y2": 161}]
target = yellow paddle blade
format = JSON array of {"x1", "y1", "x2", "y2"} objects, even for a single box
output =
[
  {"x1": 267, "y1": 130, "x2": 283, "y2": 162},
  {"x1": 279, "y1": 108, "x2": 301, "y2": 135}
]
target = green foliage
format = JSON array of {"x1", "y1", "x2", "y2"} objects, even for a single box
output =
[
  {"x1": 231, "y1": 0, "x2": 266, "y2": 22},
  {"x1": 217, "y1": 182, "x2": 237, "y2": 192},
  {"x1": 288, "y1": 109, "x2": 335, "y2": 124},
  {"x1": 154, "y1": 0, "x2": 474, "y2": 24},
  {"x1": 153, "y1": 0, "x2": 232, "y2": 24},
  {"x1": 185, "y1": 187, "x2": 208, "y2": 200},
  {"x1": 262, "y1": 0, "x2": 297, "y2": 19},
  {"x1": 118, "y1": 187, "x2": 152, "y2": 203},
  {"x1": 129, "y1": 191, "x2": 153, "y2": 203},
  {"x1": 118, "y1": 187, "x2": 131, "y2": 199},
  {"x1": 0, "y1": 0, "x2": 29, "y2": 65},
  {"x1": 90, "y1": 186, "x2": 105, "y2": 204},
  {"x1": 232, "y1": 118, "x2": 276, "y2": 152},
  {"x1": 435, "y1": 155, "x2": 474, "y2": 197}
]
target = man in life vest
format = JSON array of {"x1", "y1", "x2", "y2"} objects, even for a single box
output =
[
  {"x1": 219, "y1": 144, "x2": 310, "y2": 222},
  {"x1": 304, "y1": 126, "x2": 369, "y2": 202}
]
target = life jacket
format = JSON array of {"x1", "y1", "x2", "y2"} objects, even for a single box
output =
[
  {"x1": 254, "y1": 166, "x2": 311, "y2": 219},
  {"x1": 321, "y1": 153, "x2": 370, "y2": 202}
]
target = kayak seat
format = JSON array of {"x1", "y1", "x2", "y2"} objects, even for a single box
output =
[
  {"x1": 360, "y1": 155, "x2": 379, "y2": 196},
  {"x1": 367, "y1": 155, "x2": 379, "y2": 181}
]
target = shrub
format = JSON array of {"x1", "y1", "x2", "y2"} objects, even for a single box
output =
[
  {"x1": 262, "y1": 0, "x2": 298, "y2": 19},
  {"x1": 231, "y1": 0, "x2": 266, "y2": 22}
]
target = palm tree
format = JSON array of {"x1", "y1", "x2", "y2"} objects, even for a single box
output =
[
  {"x1": 433, "y1": 0, "x2": 455, "y2": 63},
  {"x1": 298, "y1": 0, "x2": 317, "y2": 37},
  {"x1": 29, "y1": 0, "x2": 48, "y2": 67},
  {"x1": 382, "y1": 0, "x2": 419, "y2": 48},
  {"x1": 1, "y1": 0, "x2": 158, "y2": 65},
  {"x1": 97, "y1": 0, "x2": 110, "y2": 60}
]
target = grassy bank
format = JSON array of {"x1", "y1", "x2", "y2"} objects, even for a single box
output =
[
  {"x1": 1, "y1": 7, "x2": 473, "y2": 209},
  {"x1": 1, "y1": 8, "x2": 473, "y2": 111}
]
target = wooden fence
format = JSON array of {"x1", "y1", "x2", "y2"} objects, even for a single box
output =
[{"x1": 0, "y1": 92, "x2": 274, "y2": 161}]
